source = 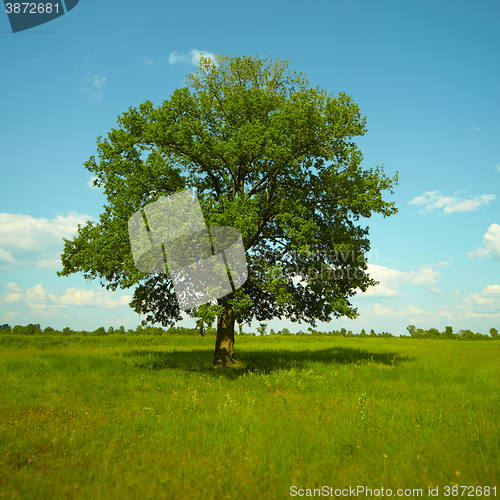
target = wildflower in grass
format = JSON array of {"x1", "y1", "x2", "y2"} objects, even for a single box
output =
[{"x1": 358, "y1": 393, "x2": 367, "y2": 422}]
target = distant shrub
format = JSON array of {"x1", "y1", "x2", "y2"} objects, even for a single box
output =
[
  {"x1": 424, "y1": 328, "x2": 440, "y2": 338},
  {"x1": 410, "y1": 328, "x2": 425, "y2": 338},
  {"x1": 257, "y1": 323, "x2": 268, "y2": 336},
  {"x1": 475, "y1": 332, "x2": 490, "y2": 340},
  {"x1": 17, "y1": 324, "x2": 41, "y2": 335},
  {"x1": 166, "y1": 326, "x2": 198, "y2": 335},
  {"x1": 328, "y1": 330, "x2": 343, "y2": 336},
  {"x1": 144, "y1": 326, "x2": 166, "y2": 336},
  {"x1": 441, "y1": 326, "x2": 454, "y2": 339},
  {"x1": 458, "y1": 329, "x2": 475, "y2": 340}
]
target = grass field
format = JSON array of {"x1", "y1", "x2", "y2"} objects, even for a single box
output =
[{"x1": 0, "y1": 333, "x2": 499, "y2": 499}]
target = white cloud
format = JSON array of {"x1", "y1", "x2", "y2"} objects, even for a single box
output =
[
  {"x1": 469, "y1": 247, "x2": 489, "y2": 259},
  {"x1": 0, "y1": 248, "x2": 16, "y2": 263},
  {"x1": 0, "y1": 282, "x2": 132, "y2": 312},
  {"x1": 168, "y1": 49, "x2": 217, "y2": 67},
  {"x1": 79, "y1": 72, "x2": 107, "y2": 101},
  {"x1": 144, "y1": 56, "x2": 154, "y2": 65},
  {"x1": 54, "y1": 288, "x2": 132, "y2": 308},
  {"x1": 2, "y1": 282, "x2": 23, "y2": 303},
  {"x1": 87, "y1": 175, "x2": 103, "y2": 190},
  {"x1": 409, "y1": 191, "x2": 496, "y2": 214},
  {"x1": 495, "y1": 163, "x2": 500, "y2": 173},
  {"x1": 433, "y1": 261, "x2": 451, "y2": 268},
  {"x1": 0, "y1": 212, "x2": 94, "y2": 251},
  {"x1": 30, "y1": 309, "x2": 57, "y2": 318},
  {"x1": 364, "y1": 303, "x2": 394, "y2": 317},
  {"x1": 357, "y1": 263, "x2": 442, "y2": 297},
  {"x1": 360, "y1": 265, "x2": 409, "y2": 297},
  {"x1": 440, "y1": 284, "x2": 500, "y2": 321},
  {"x1": 358, "y1": 302, "x2": 433, "y2": 322},
  {"x1": 468, "y1": 223, "x2": 500, "y2": 262},
  {"x1": 401, "y1": 304, "x2": 430, "y2": 316},
  {"x1": 411, "y1": 266, "x2": 440, "y2": 286},
  {"x1": 2, "y1": 311, "x2": 19, "y2": 321},
  {"x1": 471, "y1": 126, "x2": 481, "y2": 131},
  {"x1": 37, "y1": 258, "x2": 64, "y2": 270},
  {"x1": 27, "y1": 284, "x2": 47, "y2": 302},
  {"x1": 6, "y1": 282, "x2": 23, "y2": 293},
  {"x1": 0, "y1": 212, "x2": 96, "y2": 273}
]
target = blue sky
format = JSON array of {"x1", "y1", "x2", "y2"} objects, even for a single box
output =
[{"x1": 1, "y1": 0, "x2": 499, "y2": 335}]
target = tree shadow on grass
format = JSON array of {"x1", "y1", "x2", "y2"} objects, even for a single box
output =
[{"x1": 123, "y1": 346, "x2": 414, "y2": 378}]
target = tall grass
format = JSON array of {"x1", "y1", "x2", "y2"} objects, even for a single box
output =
[{"x1": 0, "y1": 334, "x2": 498, "y2": 499}]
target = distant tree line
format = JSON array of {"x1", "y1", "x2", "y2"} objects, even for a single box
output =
[
  {"x1": 0, "y1": 323, "x2": 212, "y2": 336},
  {"x1": 0, "y1": 323, "x2": 498, "y2": 340},
  {"x1": 404, "y1": 325, "x2": 499, "y2": 340},
  {"x1": 254, "y1": 325, "x2": 395, "y2": 337}
]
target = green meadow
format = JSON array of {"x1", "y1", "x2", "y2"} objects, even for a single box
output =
[{"x1": 0, "y1": 333, "x2": 499, "y2": 499}]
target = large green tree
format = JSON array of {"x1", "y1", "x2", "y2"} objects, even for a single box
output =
[{"x1": 58, "y1": 54, "x2": 398, "y2": 366}]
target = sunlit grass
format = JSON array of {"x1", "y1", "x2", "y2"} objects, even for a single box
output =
[{"x1": 0, "y1": 335, "x2": 498, "y2": 499}]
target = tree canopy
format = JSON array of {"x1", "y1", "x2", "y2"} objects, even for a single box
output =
[{"x1": 58, "y1": 53, "x2": 398, "y2": 365}]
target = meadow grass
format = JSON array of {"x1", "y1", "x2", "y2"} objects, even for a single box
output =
[{"x1": 0, "y1": 334, "x2": 499, "y2": 499}]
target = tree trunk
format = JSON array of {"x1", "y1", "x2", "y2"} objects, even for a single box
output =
[{"x1": 213, "y1": 297, "x2": 236, "y2": 367}]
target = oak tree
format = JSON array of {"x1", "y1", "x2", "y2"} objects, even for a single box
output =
[{"x1": 58, "y1": 54, "x2": 398, "y2": 366}]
